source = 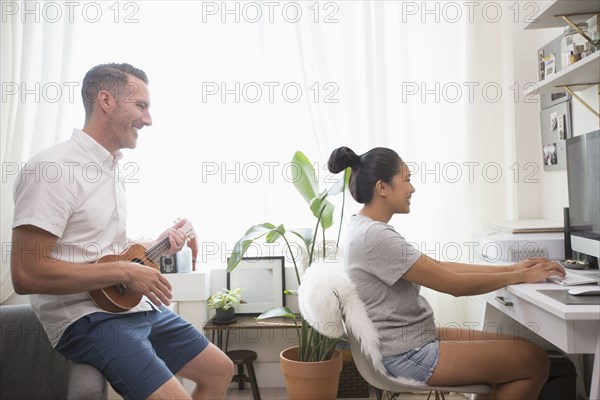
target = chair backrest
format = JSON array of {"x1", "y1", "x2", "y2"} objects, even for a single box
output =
[
  {"x1": 298, "y1": 263, "x2": 422, "y2": 387},
  {"x1": 0, "y1": 304, "x2": 71, "y2": 400}
]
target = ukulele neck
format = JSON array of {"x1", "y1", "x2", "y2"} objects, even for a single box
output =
[{"x1": 145, "y1": 236, "x2": 171, "y2": 262}]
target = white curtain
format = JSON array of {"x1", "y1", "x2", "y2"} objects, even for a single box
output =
[
  {"x1": 1, "y1": 1, "x2": 519, "y2": 323},
  {"x1": 1, "y1": 13, "x2": 74, "y2": 302},
  {"x1": 292, "y1": 1, "x2": 519, "y2": 326}
]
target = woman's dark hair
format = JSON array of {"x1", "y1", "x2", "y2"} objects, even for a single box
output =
[{"x1": 327, "y1": 146, "x2": 402, "y2": 204}]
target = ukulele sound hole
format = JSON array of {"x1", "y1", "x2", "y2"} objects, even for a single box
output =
[
  {"x1": 115, "y1": 258, "x2": 145, "y2": 295},
  {"x1": 115, "y1": 283, "x2": 127, "y2": 295}
]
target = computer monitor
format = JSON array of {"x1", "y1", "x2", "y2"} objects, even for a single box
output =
[{"x1": 565, "y1": 129, "x2": 600, "y2": 261}]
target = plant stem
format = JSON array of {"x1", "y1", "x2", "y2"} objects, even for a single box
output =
[
  {"x1": 322, "y1": 227, "x2": 326, "y2": 259},
  {"x1": 309, "y1": 204, "x2": 326, "y2": 266},
  {"x1": 335, "y1": 169, "x2": 348, "y2": 252},
  {"x1": 281, "y1": 234, "x2": 301, "y2": 286}
]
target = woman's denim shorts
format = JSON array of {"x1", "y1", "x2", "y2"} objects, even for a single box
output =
[{"x1": 382, "y1": 340, "x2": 439, "y2": 384}]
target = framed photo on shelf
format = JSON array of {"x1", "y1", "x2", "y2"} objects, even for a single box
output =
[{"x1": 226, "y1": 256, "x2": 285, "y2": 315}]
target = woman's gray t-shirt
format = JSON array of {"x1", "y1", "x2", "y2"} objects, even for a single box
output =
[{"x1": 344, "y1": 214, "x2": 437, "y2": 356}]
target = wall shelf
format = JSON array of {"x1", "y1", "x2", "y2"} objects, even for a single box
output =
[
  {"x1": 524, "y1": 1, "x2": 599, "y2": 120},
  {"x1": 525, "y1": 1, "x2": 599, "y2": 30},
  {"x1": 525, "y1": 51, "x2": 600, "y2": 96}
]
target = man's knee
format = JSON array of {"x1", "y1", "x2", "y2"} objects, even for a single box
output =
[
  {"x1": 182, "y1": 344, "x2": 234, "y2": 387},
  {"x1": 219, "y1": 353, "x2": 235, "y2": 383},
  {"x1": 207, "y1": 347, "x2": 234, "y2": 378}
]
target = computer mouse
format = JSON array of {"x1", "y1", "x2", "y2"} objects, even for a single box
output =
[{"x1": 568, "y1": 287, "x2": 600, "y2": 296}]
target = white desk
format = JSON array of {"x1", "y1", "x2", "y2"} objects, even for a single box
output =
[{"x1": 483, "y1": 282, "x2": 600, "y2": 399}]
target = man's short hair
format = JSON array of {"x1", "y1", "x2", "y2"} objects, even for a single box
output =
[{"x1": 81, "y1": 63, "x2": 149, "y2": 120}]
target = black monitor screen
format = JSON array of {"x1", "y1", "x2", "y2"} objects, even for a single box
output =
[{"x1": 566, "y1": 130, "x2": 600, "y2": 259}]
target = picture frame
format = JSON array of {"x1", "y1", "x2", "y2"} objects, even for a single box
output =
[{"x1": 226, "y1": 256, "x2": 285, "y2": 315}]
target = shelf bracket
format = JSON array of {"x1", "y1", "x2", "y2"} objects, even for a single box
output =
[
  {"x1": 558, "y1": 84, "x2": 600, "y2": 120},
  {"x1": 556, "y1": 14, "x2": 597, "y2": 43}
]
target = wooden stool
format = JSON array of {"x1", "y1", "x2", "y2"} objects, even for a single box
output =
[{"x1": 226, "y1": 350, "x2": 261, "y2": 400}]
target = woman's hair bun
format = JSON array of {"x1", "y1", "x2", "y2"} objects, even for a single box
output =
[{"x1": 327, "y1": 146, "x2": 360, "y2": 174}]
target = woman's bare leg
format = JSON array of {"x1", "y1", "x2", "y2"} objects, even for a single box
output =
[{"x1": 428, "y1": 327, "x2": 549, "y2": 400}]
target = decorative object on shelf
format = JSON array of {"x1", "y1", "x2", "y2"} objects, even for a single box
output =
[
  {"x1": 208, "y1": 288, "x2": 243, "y2": 324},
  {"x1": 542, "y1": 53, "x2": 556, "y2": 77},
  {"x1": 591, "y1": 31, "x2": 600, "y2": 53},
  {"x1": 175, "y1": 242, "x2": 193, "y2": 273},
  {"x1": 159, "y1": 255, "x2": 176, "y2": 273},
  {"x1": 561, "y1": 22, "x2": 590, "y2": 69}
]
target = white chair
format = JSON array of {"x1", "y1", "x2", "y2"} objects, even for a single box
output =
[
  {"x1": 346, "y1": 329, "x2": 491, "y2": 400},
  {"x1": 298, "y1": 263, "x2": 491, "y2": 400}
]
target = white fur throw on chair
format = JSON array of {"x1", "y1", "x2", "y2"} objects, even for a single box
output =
[{"x1": 298, "y1": 262, "x2": 422, "y2": 386}]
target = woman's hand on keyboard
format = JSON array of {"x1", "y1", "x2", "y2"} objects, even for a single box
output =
[
  {"x1": 518, "y1": 260, "x2": 566, "y2": 283},
  {"x1": 510, "y1": 257, "x2": 552, "y2": 272}
]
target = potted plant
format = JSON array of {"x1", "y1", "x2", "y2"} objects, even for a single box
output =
[
  {"x1": 207, "y1": 287, "x2": 243, "y2": 324},
  {"x1": 227, "y1": 151, "x2": 350, "y2": 399}
]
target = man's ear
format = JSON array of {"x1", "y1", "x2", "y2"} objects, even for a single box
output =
[{"x1": 96, "y1": 90, "x2": 115, "y2": 114}]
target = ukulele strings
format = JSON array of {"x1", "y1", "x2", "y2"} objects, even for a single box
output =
[
  {"x1": 128, "y1": 225, "x2": 192, "y2": 266},
  {"x1": 133, "y1": 236, "x2": 175, "y2": 266}
]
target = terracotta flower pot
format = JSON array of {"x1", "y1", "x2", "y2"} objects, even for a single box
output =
[{"x1": 280, "y1": 346, "x2": 343, "y2": 400}]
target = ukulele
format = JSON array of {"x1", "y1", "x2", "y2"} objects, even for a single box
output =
[{"x1": 88, "y1": 221, "x2": 196, "y2": 312}]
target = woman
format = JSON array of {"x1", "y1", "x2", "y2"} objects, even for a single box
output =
[{"x1": 328, "y1": 146, "x2": 565, "y2": 400}]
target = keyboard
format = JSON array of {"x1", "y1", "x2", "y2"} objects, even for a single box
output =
[{"x1": 547, "y1": 271, "x2": 600, "y2": 286}]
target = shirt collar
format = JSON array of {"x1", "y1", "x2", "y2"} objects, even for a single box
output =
[{"x1": 71, "y1": 129, "x2": 123, "y2": 165}]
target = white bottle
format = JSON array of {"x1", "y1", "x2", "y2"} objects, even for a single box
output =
[{"x1": 176, "y1": 244, "x2": 192, "y2": 273}]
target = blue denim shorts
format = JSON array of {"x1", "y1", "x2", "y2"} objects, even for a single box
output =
[
  {"x1": 56, "y1": 306, "x2": 209, "y2": 400},
  {"x1": 382, "y1": 340, "x2": 439, "y2": 384}
]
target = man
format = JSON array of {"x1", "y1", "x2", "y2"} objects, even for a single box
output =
[{"x1": 10, "y1": 63, "x2": 233, "y2": 400}]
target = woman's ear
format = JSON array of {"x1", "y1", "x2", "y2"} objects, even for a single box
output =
[{"x1": 375, "y1": 180, "x2": 387, "y2": 197}]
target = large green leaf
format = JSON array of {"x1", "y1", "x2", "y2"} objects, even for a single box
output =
[
  {"x1": 227, "y1": 223, "x2": 277, "y2": 271},
  {"x1": 265, "y1": 225, "x2": 286, "y2": 243},
  {"x1": 291, "y1": 151, "x2": 319, "y2": 204},
  {"x1": 257, "y1": 306, "x2": 296, "y2": 320},
  {"x1": 309, "y1": 197, "x2": 334, "y2": 229}
]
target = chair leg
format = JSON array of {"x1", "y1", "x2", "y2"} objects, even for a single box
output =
[
  {"x1": 237, "y1": 364, "x2": 245, "y2": 390},
  {"x1": 427, "y1": 390, "x2": 447, "y2": 400},
  {"x1": 382, "y1": 391, "x2": 401, "y2": 400},
  {"x1": 429, "y1": 391, "x2": 446, "y2": 400},
  {"x1": 245, "y1": 361, "x2": 261, "y2": 400}
]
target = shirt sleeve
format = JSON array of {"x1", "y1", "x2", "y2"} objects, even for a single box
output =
[
  {"x1": 12, "y1": 160, "x2": 78, "y2": 238},
  {"x1": 363, "y1": 223, "x2": 423, "y2": 286}
]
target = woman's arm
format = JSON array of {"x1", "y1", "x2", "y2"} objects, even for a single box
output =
[
  {"x1": 437, "y1": 258, "x2": 553, "y2": 274},
  {"x1": 402, "y1": 254, "x2": 564, "y2": 297}
]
